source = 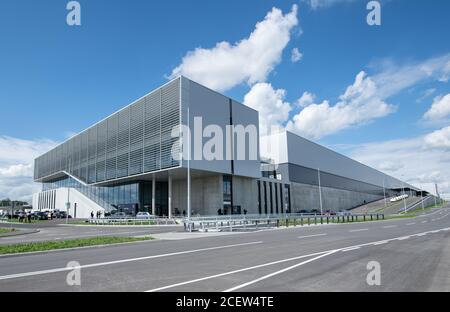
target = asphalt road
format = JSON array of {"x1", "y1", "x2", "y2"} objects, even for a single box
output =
[{"x1": 0, "y1": 206, "x2": 449, "y2": 292}]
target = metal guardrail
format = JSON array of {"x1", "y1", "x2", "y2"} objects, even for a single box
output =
[
  {"x1": 87, "y1": 217, "x2": 178, "y2": 225},
  {"x1": 183, "y1": 213, "x2": 385, "y2": 232}
]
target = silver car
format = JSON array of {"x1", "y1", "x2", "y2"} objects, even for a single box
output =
[{"x1": 135, "y1": 212, "x2": 156, "y2": 220}]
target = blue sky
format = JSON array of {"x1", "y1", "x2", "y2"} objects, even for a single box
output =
[{"x1": 0, "y1": 0, "x2": 449, "y2": 200}]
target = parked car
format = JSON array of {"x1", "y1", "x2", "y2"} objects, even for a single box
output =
[
  {"x1": 136, "y1": 212, "x2": 156, "y2": 220},
  {"x1": 32, "y1": 211, "x2": 48, "y2": 220},
  {"x1": 337, "y1": 211, "x2": 352, "y2": 216},
  {"x1": 324, "y1": 210, "x2": 337, "y2": 216}
]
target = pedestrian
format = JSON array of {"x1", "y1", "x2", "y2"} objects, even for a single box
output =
[
  {"x1": 244, "y1": 209, "x2": 247, "y2": 215},
  {"x1": 91, "y1": 211, "x2": 94, "y2": 219},
  {"x1": 217, "y1": 208, "x2": 222, "y2": 215},
  {"x1": 182, "y1": 210, "x2": 186, "y2": 217}
]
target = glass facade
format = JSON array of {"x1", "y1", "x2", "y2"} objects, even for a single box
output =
[{"x1": 42, "y1": 177, "x2": 159, "y2": 216}]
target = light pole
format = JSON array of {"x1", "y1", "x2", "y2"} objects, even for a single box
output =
[
  {"x1": 402, "y1": 180, "x2": 407, "y2": 214},
  {"x1": 318, "y1": 168, "x2": 323, "y2": 215},
  {"x1": 66, "y1": 158, "x2": 71, "y2": 224},
  {"x1": 382, "y1": 178, "x2": 387, "y2": 208},
  {"x1": 187, "y1": 106, "x2": 191, "y2": 221}
]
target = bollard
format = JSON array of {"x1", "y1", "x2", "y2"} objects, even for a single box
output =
[
  {"x1": 301, "y1": 217, "x2": 303, "y2": 226},
  {"x1": 363, "y1": 215, "x2": 366, "y2": 222},
  {"x1": 308, "y1": 217, "x2": 310, "y2": 226},
  {"x1": 321, "y1": 217, "x2": 323, "y2": 225},
  {"x1": 371, "y1": 215, "x2": 373, "y2": 221},
  {"x1": 327, "y1": 217, "x2": 329, "y2": 224},
  {"x1": 285, "y1": 218, "x2": 288, "y2": 227},
  {"x1": 376, "y1": 214, "x2": 379, "y2": 220},
  {"x1": 277, "y1": 219, "x2": 279, "y2": 227},
  {"x1": 382, "y1": 214, "x2": 385, "y2": 220},
  {"x1": 294, "y1": 218, "x2": 296, "y2": 226}
]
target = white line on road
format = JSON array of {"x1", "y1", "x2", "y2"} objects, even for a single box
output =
[
  {"x1": 382, "y1": 225, "x2": 397, "y2": 229},
  {"x1": 396, "y1": 236, "x2": 410, "y2": 241},
  {"x1": 341, "y1": 246, "x2": 361, "y2": 252},
  {"x1": 422, "y1": 221, "x2": 428, "y2": 223},
  {"x1": 145, "y1": 226, "x2": 450, "y2": 292},
  {"x1": 297, "y1": 233, "x2": 327, "y2": 239},
  {"x1": 406, "y1": 223, "x2": 416, "y2": 226},
  {"x1": 222, "y1": 250, "x2": 339, "y2": 292},
  {"x1": 146, "y1": 250, "x2": 334, "y2": 292},
  {"x1": 0, "y1": 241, "x2": 263, "y2": 281},
  {"x1": 349, "y1": 229, "x2": 368, "y2": 233}
]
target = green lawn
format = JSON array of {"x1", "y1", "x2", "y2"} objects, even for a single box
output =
[
  {"x1": 0, "y1": 228, "x2": 16, "y2": 234},
  {"x1": 0, "y1": 236, "x2": 153, "y2": 255}
]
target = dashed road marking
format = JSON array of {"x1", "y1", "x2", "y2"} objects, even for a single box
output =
[
  {"x1": 297, "y1": 233, "x2": 328, "y2": 239},
  {"x1": 349, "y1": 229, "x2": 369, "y2": 233},
  {"x1": 383, "y1": 225, "x2": 397, "y2": 229}
]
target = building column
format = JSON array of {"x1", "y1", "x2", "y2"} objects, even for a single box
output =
[
  {"x1": 152, "y1": 175, "x2": 156, "y2": 216},
  {"x1": 168, "y1": 175, "x2": 172, "y2": 219}
]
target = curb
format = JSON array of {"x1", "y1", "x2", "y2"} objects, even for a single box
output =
[
  {"x1": 0, "y1": 237, "x2": 158, "y2": 258},
  {"x1": 0, "y1": 229, "x2": 40, "y2": 238}
]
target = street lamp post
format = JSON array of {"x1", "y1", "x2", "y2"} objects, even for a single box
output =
[{"x1": 318, "y1": 168, "x2": 323, "y2": 215}]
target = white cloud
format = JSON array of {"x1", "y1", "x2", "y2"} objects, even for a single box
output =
[
  {"x1": 169, "y1": 5, "x2": 298, "y2": 92},
  {"x1": 291, "y1": 48, "x2": 303, "y2": 63},
  {"x1": 347, "y1": 130, "x2": 450, "y2": 199},
  {"x1": 0, "y1": 136, "x2": 59, "y2": 202},
  {"x1": 243, "y1": 83, "x2": 292, "y2": 135},
  {"x1": 287, "y1": 71, "x2": 396, "y2": 139},
  {"x1": 416, "y1": 88, "x2": 436, "y2": 103},
  {"x1": 423, "y1": 94, "x2": 450, "y2": 122},
  {"x1": 303, "y1": 0, "x2": 357, "y2": 10},
  {"x1": 287, "y1": 54, "x2": 450, "y2": 140},
  {"x1": 296, "y1": 91, "x2": 316, "y2": 107},
  {"x1": 424, "y1": 126, "x2": 450, "y2": 149}
]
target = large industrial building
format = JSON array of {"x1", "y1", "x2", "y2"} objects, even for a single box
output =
[{"x1": 32, "y1": 76, "x2": 420, "y2": 218}]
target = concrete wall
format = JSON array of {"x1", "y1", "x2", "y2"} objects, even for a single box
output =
[
  {"x1": 232, "y1": 176, "x2": 259, "y2": 214},
  {"x1": 172, "y1": 175, "x2": 223, "y2": 216},
  {"x1": 290, "y1": 182, "x2": 383, "y2": 212}
]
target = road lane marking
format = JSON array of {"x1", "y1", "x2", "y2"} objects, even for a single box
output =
[
  {"x1": 146, "y1": 250, "x2": 334, "y2": 292},
  {"x1": 382, "y1": 225, "x2": 397, "y2": 229},
  {"x1": 222, "y1": 250, "x2": 339, "y2": 292},
  {"x1": 297, "y1": 233, "x2": 327, "y2": 239},
  {"x1": 146, "y1": 226, "x2": 450, "y2": 292},
  {"x1": 406, "y1": 223, "x2": 416, "y2": 226},
  {"x1": 373, "y1": 241, "x2": 388, "y2": 245},
  {"x1": 349, "y1": 229, "x2": 368, "y2": 233},
  {"x1": 396, "y1": 236, "x2": 410, "y2": 241},
  {"x1": 0, "y1": 241, "x2": 263, "y2": 281},
  {"x1": 415, "y1": 233, "x2": 427, "y2": 237},
  {"x1": 341, "y1": 246, "x2": 361, "y2": 252}
]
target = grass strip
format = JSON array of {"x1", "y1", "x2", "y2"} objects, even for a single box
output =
[
  {"x1": 0, "y1": 236, "x2": 153, "y2": 255},
  {"x1": 0, "y1": 228, "x2": 16, "y2": 234}
]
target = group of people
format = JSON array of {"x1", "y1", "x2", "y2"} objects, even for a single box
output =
[
  {"x1": 90, "y1": 210, "x2": 103, "y2": 219},
  {"x1": 18, "y1": 211, "x2": 32, "y2": 223}
]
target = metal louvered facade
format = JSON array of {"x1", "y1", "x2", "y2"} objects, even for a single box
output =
[{"x1": 34, "y1": 78, "x2": 181, "y2": 184}]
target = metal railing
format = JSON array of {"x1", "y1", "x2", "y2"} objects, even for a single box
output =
[
  {"x1": 86, "y1": 216, "x2": 178, "y2": 226},
  {"x1": 183, "y1": 213, "x2": 385, "y2": 232}
]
